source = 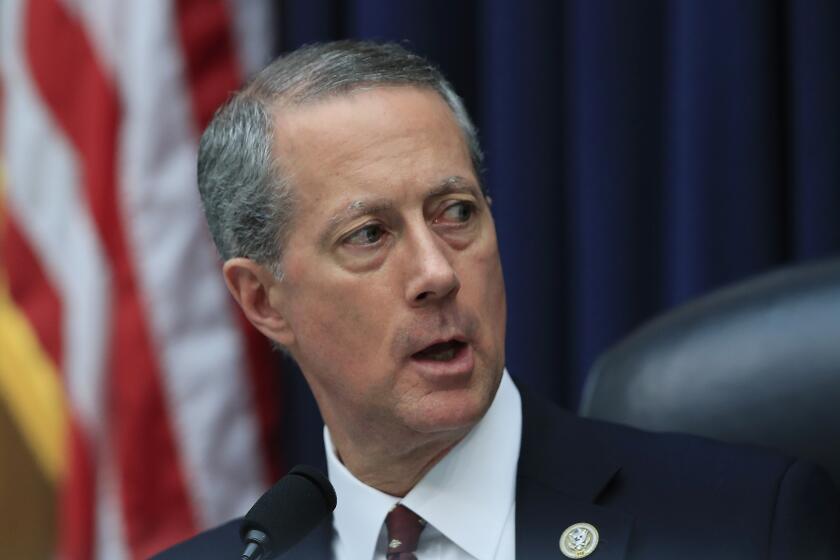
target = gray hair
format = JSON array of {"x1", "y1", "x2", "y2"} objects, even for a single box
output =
[{"x1": 197, "y1": 40, "x2": 483, "y2": 275}]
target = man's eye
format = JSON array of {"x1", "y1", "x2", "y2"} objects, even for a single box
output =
[
  {"x1": 440, "y1": 201, "x2": 474, "y2": 223},
  {"x1": 345, "y1": 224, "x2": 385, "y2": 246}
]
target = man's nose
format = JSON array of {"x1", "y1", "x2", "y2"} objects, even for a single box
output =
[{"x1": 405, "y1": 227, "x2": 460, "y2": 305}]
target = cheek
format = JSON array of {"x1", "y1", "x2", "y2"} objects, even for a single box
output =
[
  {"x1": 289, "y1": 278, "x2": 395, "y2": 377},
  {"x1": 467, "y1": 238, "x2": 507, "y2": 349},
  {"x1": 483, "y1": 267, "x2": 507, "y2": 351},
  {"x1": 471, "y1": 235, "x2": 506, "y2": 307}
]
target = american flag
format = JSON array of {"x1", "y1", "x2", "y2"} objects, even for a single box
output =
[{"x1": 0, "y1": 1, "x2": 282, "y2": 558}]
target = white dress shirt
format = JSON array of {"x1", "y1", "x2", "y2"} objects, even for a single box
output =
[{"x1": 325, "y1": 369, "x2": 522, "y2": 560}]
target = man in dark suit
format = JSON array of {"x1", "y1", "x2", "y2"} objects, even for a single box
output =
[{"x1": 155, "y1": 41, "x2": 840, "y2": 559}]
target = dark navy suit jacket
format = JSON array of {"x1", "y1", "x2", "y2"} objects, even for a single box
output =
[{"x1": 153, "y1": 388, "x2": 840, "y2": 559}]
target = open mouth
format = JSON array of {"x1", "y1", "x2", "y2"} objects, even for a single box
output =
[{"x1": 411, "y1": 340, "x2": 467, "y2": 362}]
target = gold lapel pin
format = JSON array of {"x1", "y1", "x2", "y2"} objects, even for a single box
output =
[{"x1": 559, "y1": 522, "x2": 599, "y2": 558}]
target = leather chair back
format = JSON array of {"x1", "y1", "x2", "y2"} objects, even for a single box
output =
[{"x1": 579, "y1": 258, "x2": 840, "y2": 488}]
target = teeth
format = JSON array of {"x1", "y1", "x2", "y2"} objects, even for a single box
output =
[
  {"x1": 414, "y1": 341, "x2": 463, "y2": 361},
  {"x1": 427, "y1": 348, "x2": 456, "y2": 361}
]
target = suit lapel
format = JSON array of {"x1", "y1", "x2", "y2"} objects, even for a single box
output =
[
  {"x1": 516, "y1": 386, "x2": 634, "y2": 559},
  {"x1": 516, "y1": 474, "x2": 632, "y2": 559},
  {"x1": 278, "y1": 384, "x2": 634, "y2": 559}
]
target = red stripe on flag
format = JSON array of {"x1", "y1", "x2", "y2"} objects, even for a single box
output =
[
  {"x1": 59, "y1": 421, "x2": 97, "y2": 560},
  {"x1": 24, "y1": 0, "x2": 197, "y2": 557},
  {"x1": 176, "y1": 0, "x2": 284, "y2": 484},
  {"x1": 2, "y1": 214, "x2": 63, "y2": 365},
  {"x1": 175, "y1": 0, "x2": 242, "y2": 131}
]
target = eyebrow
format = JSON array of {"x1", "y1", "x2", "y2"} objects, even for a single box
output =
[
  {"x1": 427, "y1": 175, "x2": 482, "y2": 199},
  {"x1": 320, "y1": 175, "x2": 481, "y2": 244}
]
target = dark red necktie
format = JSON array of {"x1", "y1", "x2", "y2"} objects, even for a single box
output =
[{"x1": 385, "y1": 504, "x2": 427, "y2": 560}]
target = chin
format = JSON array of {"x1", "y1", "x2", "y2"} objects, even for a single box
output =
[{"x1": 405, "y1": 383, "x2": 496, "y2": 435}]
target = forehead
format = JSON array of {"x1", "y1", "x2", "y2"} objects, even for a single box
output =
[{"x1": 271, "y1": 87, "x2": 475, "y2": 212}]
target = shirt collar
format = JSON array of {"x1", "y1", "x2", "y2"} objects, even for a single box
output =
[
  {"x1": 325, "y1": 369, "x2": 522, "y2": 560},
  {"x1": 325, "y1": 435, "x2": 398, "y2": 559}
]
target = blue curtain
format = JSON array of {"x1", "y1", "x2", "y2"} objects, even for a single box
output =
[{"x1": 274, "y1": 0, "x2": 840, "y2": 464}]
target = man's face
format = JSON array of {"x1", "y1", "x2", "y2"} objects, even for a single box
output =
[{"x1": 268, "y1": 87, "x2": 506, "y2": 446}]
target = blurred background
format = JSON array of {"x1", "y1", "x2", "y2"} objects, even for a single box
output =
[{"x1": 1, "y1": 0, "x2": 838, "y2": 558}]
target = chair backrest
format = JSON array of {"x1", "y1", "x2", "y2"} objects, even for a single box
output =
[{"x1": 579, "y1": 258, "x2": 840, "y2": 488}]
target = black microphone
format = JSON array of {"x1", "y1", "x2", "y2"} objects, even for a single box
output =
[{"x1": 239, "y1": 465, "x2": 337, "y2": 560}]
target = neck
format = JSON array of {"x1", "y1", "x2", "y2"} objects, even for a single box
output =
[{"x1": 328, "y1": 424, "x2": 469, "y2": 497}]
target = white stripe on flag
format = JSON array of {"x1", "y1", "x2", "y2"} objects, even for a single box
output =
[
  {"x1": 95, "y1": 447, "x2": 130, "y2": 560},
  {"x1": 226, "y1": 0, "x2": 276, "y2": 77},
  {"x1": 103, "y1": 0, "x2": 268, "y2": 526}
]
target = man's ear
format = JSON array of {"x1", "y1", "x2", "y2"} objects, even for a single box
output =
[{"x1": 222, "y1": 258, "x2": 296, "y2": 347}]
